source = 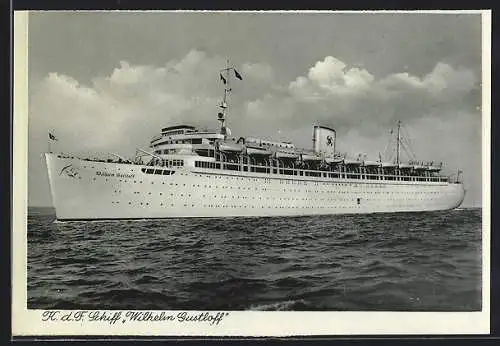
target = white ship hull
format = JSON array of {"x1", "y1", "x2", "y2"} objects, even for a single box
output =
[{"x1": 46, "y1": 153, "x2": 466, "y2": 220}]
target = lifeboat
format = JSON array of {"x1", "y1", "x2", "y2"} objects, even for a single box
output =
[
  {"x1": 301, "y1": 153, "x2": 322, "y2": 161},
  {"x1": 398, "y1": 163, "x2": 412, "y2": 169},
  {"x1": 219, "y1": 142, "x2": 244, "y2": 152},
  {"x1": 381, "y1": 162, "x2": 397, "y2": 168},
  {"x1": 363, "y1": 161, "x2": 381, "y2": 167},
  {"x1": 275, "y1": 151, "x2": 299, "y2": 159},
  {"x1": 427, "y1": 165, "x2": 442, "y2": 172},
  {"x1": 246, "y1": 146, "x2": 272, "y2": 156},
  {"x1": 325, "y1": 157, "x2": 344, "y2": 164},
  {"x1": 344, "y1": 159, "x2": 362, "y2": 166}
]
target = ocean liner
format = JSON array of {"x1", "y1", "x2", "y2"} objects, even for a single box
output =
[{"x1": 45, "y1": 62, "x2": 465, "y2": 220}]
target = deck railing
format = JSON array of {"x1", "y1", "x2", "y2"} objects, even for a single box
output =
[{"x1": 195, "y1": 159, "x2": 450, "y2": 183}]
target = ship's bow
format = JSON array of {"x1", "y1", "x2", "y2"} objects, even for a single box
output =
[
  {"x1": 45, "y1": 153, "x2": 73, "y2": 219},
  {"x1": 45, "y1": 153, "x2": 59, "y2": 217},
  {"x1": 45, "y1": 153, "x2": 99, "y2": 220}
]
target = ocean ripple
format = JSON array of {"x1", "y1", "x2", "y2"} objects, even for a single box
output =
[{"x1": 28, "y1": 208, "x2": 482, "y2": 311}]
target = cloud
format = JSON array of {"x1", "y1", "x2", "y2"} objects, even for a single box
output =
[
  {"x1": 377, "y1": 62, "x2": 476, "y2": 96},
  {"x1": 296, "y1": 56, "x2": 375, "y2": 96},
  {"x1": 30, "y1": 50, "x2": 225, "y2": 153},
  {"x1": 28, "y1": 51, "x2": 481, "y2": 207},
  {"x1": 243, "y1": 56, "x2": 479, "y2": 140}
]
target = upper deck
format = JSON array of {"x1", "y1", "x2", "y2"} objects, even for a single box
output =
[
  {"x1": 139, "y1": 121, "x2": 456, "y2": 185},
  {"x1": 150, "y1": 125, "x2": 224, "y2": 147}
]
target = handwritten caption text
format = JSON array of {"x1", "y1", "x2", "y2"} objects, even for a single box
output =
[{"x1": 41, "y1": 311, "x2": 230, "y2": 326}]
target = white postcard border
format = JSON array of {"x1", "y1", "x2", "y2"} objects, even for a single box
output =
[{"x1": 12, "y1": 10, "x2": 491, "y2": 337}]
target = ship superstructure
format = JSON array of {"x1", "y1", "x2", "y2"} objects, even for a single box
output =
[{"x1": 45, "y1": 61, "x2": 465, "y2": 220}]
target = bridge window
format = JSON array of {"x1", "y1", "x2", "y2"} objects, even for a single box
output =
[
  {"x1": 166, "y1": 159, "x2": 184, "y2": 167},
  {"x1": 195, "y1": 161, "x2": 216, "y2": 169}
]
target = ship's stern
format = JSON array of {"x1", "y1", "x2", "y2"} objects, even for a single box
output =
[{"x1": 453, "y1": 182, "x2": 467, "y2": 209}]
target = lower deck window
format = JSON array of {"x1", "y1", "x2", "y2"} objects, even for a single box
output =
[{"x1": 141, "y1": 168, "x2": 175, "y2": 175}]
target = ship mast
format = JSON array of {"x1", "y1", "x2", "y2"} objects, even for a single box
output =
[
  {"x1": 217, "y1": 60, "x2": 243, "y2": 138},
  {"x1": 396, "y1": 120, "x2": 401, "y2": 165}
]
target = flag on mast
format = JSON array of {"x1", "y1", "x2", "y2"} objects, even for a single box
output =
[
  {"x1": 220, "y1": 73, "x2": 227, "y2": 84},
  {"x1": 234, "y1": 69, "x2": 243, "y2": 80},
  {"x1": 49, "y1": 132, "x2": 58, "y2": 141}
]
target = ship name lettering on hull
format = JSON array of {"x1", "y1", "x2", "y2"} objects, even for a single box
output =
[{"x1": 96, "y1": 171, "x2": 135, "y2": 179}]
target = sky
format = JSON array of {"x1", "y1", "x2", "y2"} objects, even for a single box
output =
[{"x1": 27, "y1": 11, "x2": 483, "y2": 207}]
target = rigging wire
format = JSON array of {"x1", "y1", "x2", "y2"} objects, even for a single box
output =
[
  {"x1": 380, "y1": 121, "x2": 421, "y2": 164},
  {"x1": 400, "y1": 140, "x2": 416, "y2": 161},
  {"x1": 382, "y1": 126, "x2": 395, "y2": 162},
  {"x1": 401, "y1": 124, "x2": 418, "y2": 161}
]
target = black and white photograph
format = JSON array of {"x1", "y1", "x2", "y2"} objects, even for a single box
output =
[{"x1": 13, "y1": 10, "x2": 490, "y2": 336}]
